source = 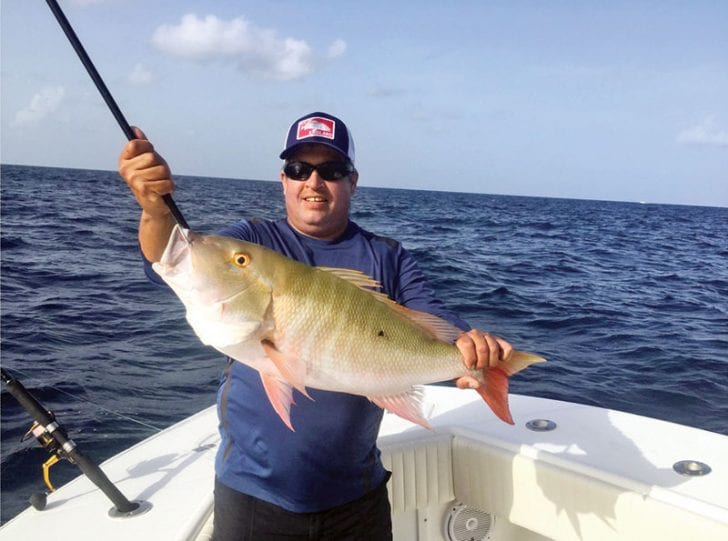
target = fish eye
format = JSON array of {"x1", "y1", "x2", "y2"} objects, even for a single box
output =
[{"x1": 233, "y1": 253, "x2": 251, "y2": 267}]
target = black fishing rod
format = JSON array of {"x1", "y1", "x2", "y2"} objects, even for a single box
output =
[
  {"x1": 1, "y1": 368, "x2": 144, "y2": 515},
  {"x1": 45, "y1": 0, "x2": 190, "y2": 230}
]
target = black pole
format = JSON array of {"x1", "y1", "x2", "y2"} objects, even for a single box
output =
[
  {"x1": 45, "y1": 0, "x2": 190, "y2": 230},
  {"x1": 1, "y1": 368, "x2": 139, "y2": 514}
]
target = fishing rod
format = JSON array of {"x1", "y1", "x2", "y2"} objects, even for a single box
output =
[
  {"x1": 1, "y1": 368, "x2": 145, "y2": 515},
  {"x1": 44, "y1": 0, "x2": 190, "y2": 230}
]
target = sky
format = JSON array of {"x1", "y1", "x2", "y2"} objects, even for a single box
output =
[{"x1": 1, "y1": 0, "x2": 727, "y2": 207}]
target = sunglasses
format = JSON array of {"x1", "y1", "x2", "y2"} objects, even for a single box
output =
[{"x1": 283, "y1": 160, "x2": 355, "y2": 181}]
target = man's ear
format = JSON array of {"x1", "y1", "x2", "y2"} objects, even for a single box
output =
[{"x1": 280, "y1": 170, "x2": 287, "y2": 193}]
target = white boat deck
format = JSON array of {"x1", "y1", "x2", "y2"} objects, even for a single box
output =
[
  {"x1": 2, "y1": 388, "x2": 727, "y2": 540},
  {"x1": 1, "y1": 405, "x2": 219, "y2": 541},
  {"x1": 378, "y1": 389, "x2": 728, "y2": 540}
]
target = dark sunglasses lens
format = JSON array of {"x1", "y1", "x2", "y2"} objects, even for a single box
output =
[
  {"x1": 284, "y1": 161, "x2": 351, "y2": 181},
  {"x1": 284, "y1": 162, "x2": 314, "y2": 180},
  {"x1": 317, "y1": 162, "x2": 350, "y2": 180}
]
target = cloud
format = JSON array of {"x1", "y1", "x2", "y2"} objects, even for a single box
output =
[
  {"x1": 128, "y1": 63, "x2": 154, "y2": 85},
  {"x1": 13, "y1": 87, "x2": 65, "y2": 127},
  {"x1": 151, "y1": 14, "x2": 345, "y2": 81},
  {"x1": 676, "y1": 116, "x2": 728, "y2": 148},
  {"x1": 327, "y1": 39, "x2": 347, "y2": 59}
]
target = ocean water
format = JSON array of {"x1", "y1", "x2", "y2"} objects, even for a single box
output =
[{"x1": 1, "y1": 163, "x2": 727, "y2": 523}]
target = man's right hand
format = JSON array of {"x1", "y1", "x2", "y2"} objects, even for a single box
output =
[
  {"x1": 118, "y1": 127, "x2": 175, "y2": 218},
  {"x1": 118, "y1": 127, "x2": 177, "y2": 262}
]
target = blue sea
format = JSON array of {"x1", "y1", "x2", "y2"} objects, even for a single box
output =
[{"x1": 1, "y1": 163, "x2": 727, "y2": 523}]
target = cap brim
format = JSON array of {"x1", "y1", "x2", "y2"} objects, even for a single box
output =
[{"x1": 280, "y1": 141, "x2": 351, "y2": 163}]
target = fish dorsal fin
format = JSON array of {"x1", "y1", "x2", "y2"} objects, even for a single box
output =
[
  {"x1": 317, "y1": 267, "x2": 382, "y2": 289},
  {"x1": 317, "y1": 267, "x2": 393, "y2": 304},
  {"x1": 390, "y1": 304, "x2": 463, "y2": 343},
  {"x1": 318, "y1": 266, "x2": 462, "y2": 343}
]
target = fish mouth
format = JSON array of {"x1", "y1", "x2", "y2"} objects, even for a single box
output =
[
  {"x1": 154, "y1": 226, "x2": 252, "y2": 305},
  {"x1": 157, "y1": 225, "x2": 194, "y2": 274}
]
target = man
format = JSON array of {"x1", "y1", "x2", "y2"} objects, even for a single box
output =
[{"x1": 118, "y1": 112, "x2": 512, "y2": 540}]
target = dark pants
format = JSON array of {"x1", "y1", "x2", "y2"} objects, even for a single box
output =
[{"x1": 212, "y1": 478, "x2": 393, "y2": 541}]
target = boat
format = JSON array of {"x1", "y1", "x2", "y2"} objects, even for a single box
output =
[{"x1": 1, "y1": 386, "x2": 726, "y2": 540}]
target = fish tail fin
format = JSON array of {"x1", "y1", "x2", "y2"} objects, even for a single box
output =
[
  {"x1": 475, "y1": 351, "x2": 546, "y2": 425},
  {"x1": 502, "y1": 351, "x2": 547, "y2": 376},
  {"x1": 475, "y1": 367, "x2": 513, "y2": 424}
]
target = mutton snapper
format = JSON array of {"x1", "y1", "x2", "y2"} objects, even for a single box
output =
[{"x1": 153, "y1": 225, "x2": 545, "y2": 430}]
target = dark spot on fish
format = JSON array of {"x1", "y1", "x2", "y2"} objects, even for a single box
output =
[{"x1": 377, "y1": 330, "x2": 385, "y2": 337}]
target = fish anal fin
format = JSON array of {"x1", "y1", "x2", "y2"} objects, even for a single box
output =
[
  {"x1": 370, "y1": 387, "x2": 432, "y2": 430},
  {"x1": 260, "y1": 339, "x2": 312, "y2": 400},
  {"x1": 475, "y1": 367, "x2": 514, "y2": 424},
  {"x1": 260, "y1": 373, "x2": 296, "y2": 431}
]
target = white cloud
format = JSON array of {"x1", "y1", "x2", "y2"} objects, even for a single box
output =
[
  {"x1": 150, "y1": 14, "x2": 345, "y2": 81},
  {"x1": 128, "y1": 63, "x2": 154, "y2": 85},
  {"x1": 327, "y1": 39, "x2": 347, "y2": 59},
  {"x1": 13, "y1": 87, "x2": 65, "y2": 127},
  {"x1": 676, "y1": 116, "x2": 728, "y2": 148}
]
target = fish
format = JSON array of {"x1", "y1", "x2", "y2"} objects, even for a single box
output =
[{"x1": 153, "y1": 225, "x2": 546, "y2": 430}]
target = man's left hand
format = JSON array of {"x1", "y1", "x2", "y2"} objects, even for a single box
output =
[{"x1": 454, "y1": 329, "x2": 513, "y2": 389}]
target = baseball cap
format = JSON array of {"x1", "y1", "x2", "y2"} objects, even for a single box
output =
[{"x1": 280, "y1": 112, "x2": 355, "y2": 164}]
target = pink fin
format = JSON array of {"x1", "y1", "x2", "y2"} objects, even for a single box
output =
[
  {"x1": 261, "y1": 339, "x2": 312, "y2": 400},
  {"x1": 475, "y1": 367, "x2": 514, "y2": 425},
  {"x1": 260, "y1": 373, "x2": 296, "y2": 431},
  {"x1": 473, "y1": 351, "x2": 546, "y2": 424},
  {"x1": 370, "y1": 387, "x2": 432, "y2": 430}
]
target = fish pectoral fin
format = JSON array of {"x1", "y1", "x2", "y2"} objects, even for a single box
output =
[
  {"x1": 260, "y1": 374, "x2": 296, "y2": 431},
  {"x1": 369, "y1": 387, "x2": 432, "y2": 430},
  {"x1": 260, "y1": 339, "x2": 312, "y2": 401}
]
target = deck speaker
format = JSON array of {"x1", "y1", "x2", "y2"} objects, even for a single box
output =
[{"x1": 443, "y1": 502, "x2": 493, "y2": 541}]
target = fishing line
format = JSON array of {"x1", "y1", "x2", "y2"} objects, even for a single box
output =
[
  {"x1": 3, "y1": 366, "x2": 162, "y2": 432},
  {"x1": 44, "y1": 0, "x2": 190, "y2": 230}
]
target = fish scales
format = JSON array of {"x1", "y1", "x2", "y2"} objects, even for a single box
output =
[{"x1": 271, "y1": 265, "x2": 467, "y2": 395}]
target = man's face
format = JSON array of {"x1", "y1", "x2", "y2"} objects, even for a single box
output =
[{"x1": 280, "y1": 144, "x2": 358, "y2": 240}]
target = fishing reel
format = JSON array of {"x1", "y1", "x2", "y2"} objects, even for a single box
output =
[
  {"x1": 21, "y1": 416, "x2": 74, "y2": 505},
  {"x1": 4, "y1": 367, "x2": 140, "y2": 515}
]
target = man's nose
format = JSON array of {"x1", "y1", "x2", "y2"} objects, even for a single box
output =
[{"x1": 304, "y1": 169, "x2": 325, "y2": 187}]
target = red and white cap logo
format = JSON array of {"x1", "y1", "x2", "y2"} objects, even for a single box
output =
[{"x1": 297, "y1": 117, "x2": 335, "y2": 141}]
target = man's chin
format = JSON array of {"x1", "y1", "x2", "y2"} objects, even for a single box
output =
[{"x1": 288, "y1": 216, "x2": 346, "y2": 240}]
